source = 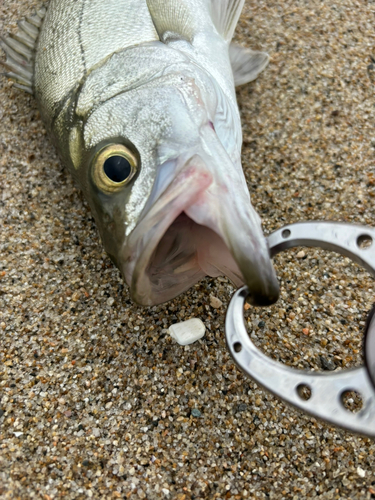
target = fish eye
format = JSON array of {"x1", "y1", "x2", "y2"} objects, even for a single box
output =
[{"x1": 92, "y1": 144, "x2": 138, "y2": 193}]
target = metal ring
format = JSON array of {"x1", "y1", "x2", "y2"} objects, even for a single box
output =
[
  {"x1": 364, "y1": 305, "x2": 375, "y2": 391},
  {"x1": 225, "y1": 222, "x2": 375, "y2": 437}
]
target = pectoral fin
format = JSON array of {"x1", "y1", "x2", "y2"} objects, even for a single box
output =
[
  {"x1": 229, "y1": 43, "x2": 269, "y2": 86},
  {"x1": 0, "y1": 6, "x2": 46, "y2": 94},
  {"x1": 146, "y1": 0, "x2": 197, "y2": 42}
]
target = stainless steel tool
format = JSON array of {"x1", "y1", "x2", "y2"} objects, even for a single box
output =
[{"x1": 225, "y1": 222, "x2": 375, "y2": 437}]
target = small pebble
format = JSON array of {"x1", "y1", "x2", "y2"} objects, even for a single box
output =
[
  {"x1": 320, "y1": 355, "x2": 336, "y2": 371},
  {"x1": 209, "y1": 295, "x2": 223, "y2": 308},
  {"x1": 237, "y1": 403, "x2": 248, "y2": 413},
  {"x1": 296, "y1": 250, "x2": 306, "y2": 259},
  {"x1": 107, "y1": 297, "x2": 115, "y2": 306},
  {"x1": 168, "y1": 318, "x2": 205, "y2": 345},
  {"x1": 357, "y1": 467, "x2": 366, "y2": 478},
  {"x1": 191, "y1": 409, "x2": 202, "y2": 418}
]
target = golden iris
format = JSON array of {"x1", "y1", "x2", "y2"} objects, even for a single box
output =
[{"x1": 92, "y1": 144, "x2": 137, "y2": 193}]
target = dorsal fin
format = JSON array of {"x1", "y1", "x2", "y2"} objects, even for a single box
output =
[
  {"x1": 0, "y1": 5, "x2": 47, "y2": 94},
  {"x1": 209, "y1": 0, "x2": 245, "y2": 42}
]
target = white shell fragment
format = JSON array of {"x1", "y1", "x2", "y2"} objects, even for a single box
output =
[
  {"x1": 168, "y1": 318, "x2": 206, "y2": 346},
  {"x1": 209, "y1": 294, "x2": 223, "y2": 309},
  {"x1": 357, "y1": 467, "x2": 365, "y2": 478}
]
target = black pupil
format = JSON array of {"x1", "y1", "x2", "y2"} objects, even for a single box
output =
[{"x1": 103, "y1": 156, "x2": 132, "y2": 183}]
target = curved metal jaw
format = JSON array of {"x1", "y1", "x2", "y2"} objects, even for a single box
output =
[
  {"x1": 225, "y1": 221, "x2": 375, "y2": 437},
  {"x1": 365, "y1": 305, "x2": 375, "y2": 392}
]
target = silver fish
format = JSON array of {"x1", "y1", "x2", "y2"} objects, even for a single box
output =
[{"x1": 1, "y1": 0, "x2": 279, "y2": 306}]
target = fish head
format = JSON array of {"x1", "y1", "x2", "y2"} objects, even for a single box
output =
[{"x1": 71, "y1": 56, "x2": 279, "y2": 306}]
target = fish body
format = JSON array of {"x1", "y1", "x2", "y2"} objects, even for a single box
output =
[{"x1": 1, "y1": 0, "x2": 279, "y2": 306}]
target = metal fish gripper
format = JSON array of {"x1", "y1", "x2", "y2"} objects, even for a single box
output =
[{"x1": 225, "y1": 222, "x2": 375, "y2": 437}]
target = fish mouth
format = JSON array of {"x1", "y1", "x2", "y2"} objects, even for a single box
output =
[{"x1": 123, "y1": 153, "x2": 280, "y2": 307}]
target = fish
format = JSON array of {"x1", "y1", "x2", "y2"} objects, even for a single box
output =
[{"x1": 1, "y1": 0, "x2": 280, "y2": 306}]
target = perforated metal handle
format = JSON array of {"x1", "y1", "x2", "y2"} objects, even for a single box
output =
[{"x1": 225, "y1": 222, "x2": 375, "y2": 437}]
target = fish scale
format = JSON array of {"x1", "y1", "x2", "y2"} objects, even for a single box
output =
[{"x1": 35, "y1": 0, "x2": 158, "y2": 125}]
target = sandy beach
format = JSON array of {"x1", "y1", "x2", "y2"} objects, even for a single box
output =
[{"x1": 1, "y1": 0, "x2": 375, "y2": 498}]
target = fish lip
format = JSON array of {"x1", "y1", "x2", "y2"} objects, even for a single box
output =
[
  {"x1": 221, "y1": 223, "x2": 280, "y2": 307},
  {"x1": 240, "y1": 256, "x2": 280, "y2": 306}
]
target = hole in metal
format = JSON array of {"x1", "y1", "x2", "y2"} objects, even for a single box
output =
[
  {"x1": 341, "y1": 390, "x2": 363, "y2": 413},
  {"x1": 282, "y1": 229, "x2": 291, "y2": 239},
  {"x1": 357, "y1": 234, "x2": 372, "y2": 250},
  {"x1": 244, "y1": 248, "x2": 371, "y2": 371},
  {"x1": 296, "y1": 383, "x2": 312, "y2": 401},
  {"x1": 233, "y1": 342, "x2": 242, "y2": 353}
]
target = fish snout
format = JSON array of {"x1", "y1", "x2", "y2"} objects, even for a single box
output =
[
  {"x1": 222, "y1": 218, "x2": 280, "y2": 308},
  {"x1": 245, "y1": 276, "x2": 280, "y2": 307}
]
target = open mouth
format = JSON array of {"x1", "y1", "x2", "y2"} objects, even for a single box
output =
[
  {"x1": 123, "y1": 155, "x2": 279, "y2": 306},
  {"x1": 143, "y1": 212, "x2": 243, "y2": 303},
  {"x1": 123, "y1": 158, "x2": 232, "y2": 305}
]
